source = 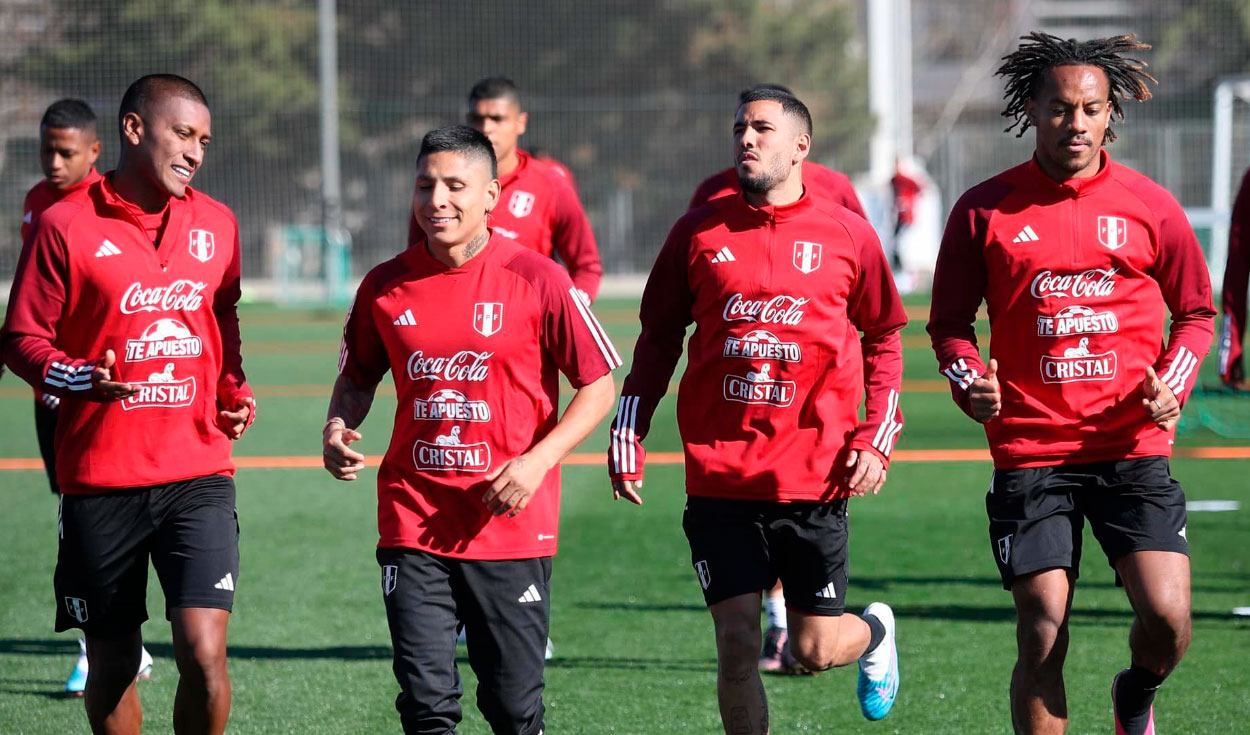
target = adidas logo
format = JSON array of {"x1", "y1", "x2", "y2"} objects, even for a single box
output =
[
  {"x1": 814, "y1": 581, "x2": 837, "y2": 599},
  {"x1": 710, "y1": 246, "x2": 736, "y2": 264},
  {"x1": 393, "y1": 308, "x2": 416, "y2": 327},
  {"x1": 518, "y1": 584, "x2": 542, "y2": 603},
  {"x1": 1011, "y1": 225, "x2": 1040, "y2": 244},
  {"x1": 214, "y1": 573, "x2": 235, "y2": 591},
  {"x1": 95, "y1": 240, "x2": 122, "y2": 258}
]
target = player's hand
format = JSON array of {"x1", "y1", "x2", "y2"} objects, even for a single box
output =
[
  {"x1": 89, "y1": 349, "x2": 139, "y2": 402},
  {"x1": 611, "y1": 478, "x2": 643, "y2": 505},
  {"x1": 217, "y1": 396, "x2": 255, "y2": 439},
  {"x1": 323, "y1": 420, "x2": 366, "y2": 481},
  {"x1": 846, "y1": 450, "x2": 887, "y2": 497},
  {"x1": 1141, "y1": 366, "x2": 1180, "y2": 431},
  {"x1": 969, "y1": 358, "x2": 1001, "y2": 423},
  {"x1": 483, "y1": 453, "x2": 552, "y2": 517}
]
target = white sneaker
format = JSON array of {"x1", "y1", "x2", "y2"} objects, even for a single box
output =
[
  {"x1": 137, "y1": 646, "x2": 154, "y2": 680},
  {"x1": 856, "y1": 602, "x2": 899, "y2": 721},
  {"x1": 64, "y1": 639, "x2": 88, "y2": 696}
]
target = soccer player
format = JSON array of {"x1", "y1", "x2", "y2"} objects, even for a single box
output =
[
  {"x1": 1218, "y1": 167, "x2": 1250, "y2": 390},
  {"x1": 408, "y1": 77, "x2": 602, "y2": 301},
  {"x1": 2, "y1": 74, "x2": 255, "y2": 735},
  {"x1": 927, "y1": 33, "x2": 1214, "y2": 735},
  {"x1": 609, "y1": 89, "x2": 906, "y2": 729},
  {"x1": 687, "y1": 84, "x2": 866, "y2": 218},
  {"x1": 325, "y1": 125, "x2": 618, "y2": 735}
]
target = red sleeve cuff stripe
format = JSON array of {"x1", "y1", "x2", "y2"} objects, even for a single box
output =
[
  {"x1": 870, "y1": 389, "x2": 903, "y2": 457},
  {"x1": 943, "y1": 358, "x2": 978, "y2": 390},
  {"x1": 610, "y1": 395, "x2": 639, "y2": 473},
  {"x1": 1161, "y1": 347, "x2": 1198, "y2": 394},
  {"x1": 569, "y1": 286, "x2": 622, "y2": 369}
]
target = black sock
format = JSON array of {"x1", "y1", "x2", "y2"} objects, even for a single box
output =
[
  {"x1": 861, "y1": 614, "x2": 886, "y2": 656},
  {"x1": 1115, "y1": 665, "x2": 1166, "y2": 735}
]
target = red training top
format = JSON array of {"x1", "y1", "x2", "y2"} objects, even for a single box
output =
[
  {"x1": 409, "y1": 149, "x2": 602, "y2": 300},
  {"x1": 688, "y1": 161, "x2": 866, "y2": 219},
  {"x1": 1218, "y1": 168, "x2": 1250, "y2": 385},
  {"x1": 608, "y1": 193, "x2": 906, "y2": 501},
  {"x1": 2, "y1": 174, "x2": 253, "y2": 493},
  {"x1": 338, "y1": 234, "x2": 620, "y2": 560},
  {"x1": 928, "y1": 152, "x2": 1215, "y2": 468}
]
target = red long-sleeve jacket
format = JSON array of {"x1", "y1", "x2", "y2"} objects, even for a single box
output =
[
  {"x1": 2, "y1": 175, "x2": 253, "y2": 493},
  {"x1": 608, "y1": 193, "x2": 906, "y2": 501},
  {"x1": 928, "y1": 152, "x2": 1215, "y2": 468},
  {"x1": 1219, "y1": 168, "x2": 1250, "y2": 385},
  {"x1": 688, "y1": 161, "x2": 866, "y2": 219}
]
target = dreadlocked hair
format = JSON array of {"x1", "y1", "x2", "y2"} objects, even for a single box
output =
[{"x1": 996, "y1": 32, "x2": 1156, "y2": 142}]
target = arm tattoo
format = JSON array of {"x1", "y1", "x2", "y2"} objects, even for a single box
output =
[
  {"x1": 729, "y1": 706, "x2": 752, "y2": 734},
  {"x1": 327, "y1": 374, "x2": 377, "y2": 430}
]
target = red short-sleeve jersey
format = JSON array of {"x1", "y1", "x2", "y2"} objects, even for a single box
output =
[
  {"x1": 2, "y1": 174, "x2": 252, "y2": 493},
  {"x1": 339, "y1": 235, "x2": 620, "y2": 560}
]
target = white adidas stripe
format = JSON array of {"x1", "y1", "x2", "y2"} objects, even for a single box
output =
[
  {"x1": 871, "y1": 389, "x2": 901, "y2": 456},
  {"x1": 518, "y1": 584, "x2": 542, "y2": 603},
  {"x1": 1161, "y1": 347, "x2": 1198, "y2": 394},
  {"x1": 214, "y1": 573, "x2": 235, "y2": 591},
  {"x1": 943, "y1": 358, "x2": 979, "y2": 390},
  {"x1": 815, "y1": 582, "x2": 837, "y2": 599},
  {"x1": 611, "y1": 395, "x2": 640, "y2": 474},
  {"x1": 569, "y1": 287, "x2": 622, "y2": 369},
  {"x1": 47, "y1": 362, "x2": 93, "y2": 391}
]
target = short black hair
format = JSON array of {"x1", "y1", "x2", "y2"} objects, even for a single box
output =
[
  {"x1": 738, "y1": 83, "x2": 794, "y2": 104},
  {"x1": 118, "y1": 74, "x2": 209, "y2": 132},
  {"x1": 418, "y1": 125, "x2": 497, "y2": 178},
  {"x1": 737, "y1": 88, "x2": 813, "y2": 136},
  {"x1": 468, "y1": 77, "x2": 521, "y2": 109},
  {"x1": 996, "y1": 32, "x2": 1155, "y2": 142},
  {"x1": 41, "y1": 99, "x2": 97, "y2": 134}
]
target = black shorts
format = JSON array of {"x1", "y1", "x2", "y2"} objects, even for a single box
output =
[
  {"x1": 986, "y1": 456, "x2": 1188, "y2": 590},
  {"x1": 682, "y1": 496, "x2": 849, "y2": 616},
  {"x1": 377, "y1": 548, "x2": 549, "y2": 735},
  {"x1": 34, "y1": 398, "x2": 58, "y2": 493},
  {"x1": 54, "y1": 474, "x2": 240, "y2": 635}
]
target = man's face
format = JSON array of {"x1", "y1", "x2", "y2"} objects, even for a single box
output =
[
  {"x1": 39, "y1": 126, "x2": 101, "y2": 191},
  {"x1": 466, "y1": 97, "x2": 527, "y2": 163},
  {"x1": 123, "y1": 94, "x2": 212, "y2": 199},
  {"x1": 734, "y1": 100, "x2": 807, "y2": 195},
  {"x1": 412, "y1": 150, "x2": 500, "y2": 248},
  {"x1": 1026, "y1": 64, "x2": 1112, "y2": 180}
]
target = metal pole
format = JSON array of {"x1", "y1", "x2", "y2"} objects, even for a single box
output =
[{"x1": 318, "y1": 0, "x2": 346, "y2": 299}]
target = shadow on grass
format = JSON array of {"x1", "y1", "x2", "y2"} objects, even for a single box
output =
[
  {"x1": 544, "y1": 656, "x2": 714, "y2": 673},
  {"x1": 0, "y1": 639, "x2": 391, "y2": 660},
  {"x1": 855, "y1": 574, "x2": 1240, "y2": 595},
  {"x1": 570, "y1": 601, "x2": 705, "y2": 613}
]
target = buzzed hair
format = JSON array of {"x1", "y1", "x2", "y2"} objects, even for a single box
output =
[
  {"x1": 738, "y1": 83, "x2": 794, "y2": 104},
  {"x1": 118, "y1": 74, "x2": 209, "y2": 132},
  {"x1": 418, "y1": 125, "x2": 498, "y2": 178},
  {"x1": 41, "y1": 99, "x2": 97, "y2": 134},
  {"x1": 738, "y1": 88, "x2": 813, "y2": 136},
  {"x1": 468, "y1": 77, "x2": 521, "y2": 109}
]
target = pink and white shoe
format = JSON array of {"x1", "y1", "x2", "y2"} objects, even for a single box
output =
[{"x1": 1112, "y1": 670, "x2": 1155, "y2": 735}]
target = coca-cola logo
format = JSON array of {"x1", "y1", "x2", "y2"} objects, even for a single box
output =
[
  {"x1": 120, "y1": 280, "x2": 208, "y2": 314},
  {"x1": 1030, "y1": 269, "x2": 1118, "y2": 300},
  {"x1": 722, "y1": 293, "x2": 809, "y2": 325},
  {"x1": 406, "y1": 350, "x2": 492, "y2": 382}
]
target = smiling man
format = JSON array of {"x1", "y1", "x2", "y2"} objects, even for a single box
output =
[
  {"x1": 928, "y1": 34, "x2": 1215, "y2": 735},
  {"x1": 325, "y1": 125, "x2": 617, "y2": 735},
  {"x1": 608, "y1": 88, "x2": 907, "y2": 731},
  {"x1": 2, "y1": 74, "x2": 255, "y2": 735}
]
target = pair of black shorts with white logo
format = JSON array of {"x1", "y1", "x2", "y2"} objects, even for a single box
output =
[
  {"x1": 54, "y1": 474, "x2": 240, "y2": 635},
  {"x1": 986, "y1": 456, "x2": 1188, "y2": 590},
  {"x1": 377, "y1": 548, "x2": 550, "y2": 735},
  {"x1": 682, "y1": 496, "x2": 850, "y2": 615}
]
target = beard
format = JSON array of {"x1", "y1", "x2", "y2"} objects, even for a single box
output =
[{"x1": 737, "y1": 153, "x2": 791, "y2": 196}]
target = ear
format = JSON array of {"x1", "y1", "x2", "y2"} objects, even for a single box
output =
[
  {"x1": 516, "y1": 110, "x2": 528, "y2": 137},
  {"x1": 121, "y1": 112, "x2": 144, "y2": 147},
  {"x1": 793, "y1": 132, "x2": 811, "y2": 165},
  {"x1": 88, "y1": 139, "x2": 102, "y2": 165},
  {"x1": 1024, "y1": 97, "x2": 1038, "y2": 128},
  {"x1": 484, "y1": 178, "x2": 501, "y2": 213}
]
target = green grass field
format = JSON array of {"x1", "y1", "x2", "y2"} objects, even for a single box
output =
[{"x1": 1, "y1": 297, "x2": 1248, "y2": 734}]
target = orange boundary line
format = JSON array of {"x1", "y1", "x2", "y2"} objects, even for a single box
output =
[{"x1": 2, "y1": 446, "x2": 1248, "y2": 472}]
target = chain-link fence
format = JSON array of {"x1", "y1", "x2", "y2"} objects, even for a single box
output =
[{"x1": 3, "y1": 0, "x2": 1250, "y2": 293}]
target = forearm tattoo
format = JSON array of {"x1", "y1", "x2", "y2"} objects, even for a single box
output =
[{"x1": 327, "y1": 374, "x2": 376, "y2": 429}]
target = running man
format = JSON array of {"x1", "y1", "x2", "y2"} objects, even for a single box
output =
[
  {"x1": 2, "y1": 75, "x2": 255, "y2": 735},
  {"x1": 609, "y1": 88, "x2": 906, "y2": 730},
  {"x1": 325, "y1": 125, "x2": 618, "y2": 735},
  {"x1": 928, "y1": 33, "x2": 1215, "y2": 735}
]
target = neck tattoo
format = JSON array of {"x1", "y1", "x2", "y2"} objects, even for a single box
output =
[{"x1": 463, "y1": 230, "x2": 489, "y2": 259}]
